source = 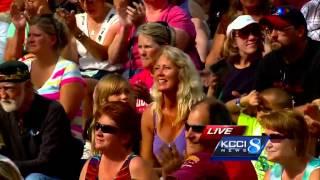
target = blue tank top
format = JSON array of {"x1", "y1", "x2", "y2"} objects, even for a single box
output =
[
  {"x1": 270, "y1": 158, "x2": 320, "y2": 180},
  {"x1": 152, "y1": 112, "x2": 186, "y2": 157}
]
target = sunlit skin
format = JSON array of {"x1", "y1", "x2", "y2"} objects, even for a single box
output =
[
  {"x1": 24, "y1": 0, "x2": 46, "y2": 16},
  {"x1": 27, "y1": 25, "x2": 56, "y2": 55},
  {"x1": 92, "y1": 85, "x2": 135, "y2": 109},
  {"x1": 264, "y1": 128, "x2": 296, "y2": 163},
  {"x1": 234, "y1": 25, "x2": 261, "y2": 57},
  {"x1": 185, "y1": 102, "x2": 213, "y2": 156},
  {"x1": 79, "y1": 0, "x2": 106, "y2": 19},
  {"x1": 138, "y1": 34, "x2": 161, "y2": 69},
  {"x1": 0, "y1": 82, "x2": 25, "y2": 112},
  {"x1": 268, "y1": 26, "x2": 297, "y2": 51},
  {"x1": 153, "y1": 56, "x2": 179, "y2": 93},
  {"x1": 95, "y1": 115, "x2": 122, "y2": 151},
  {"x1": 108, "y1": 91, "x2": 130, "y2": 104}
]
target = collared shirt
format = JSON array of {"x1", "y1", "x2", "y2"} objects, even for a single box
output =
[
  {"x1": 0, "y1": 94, "x2": 82, "y2": 179},
  {"x1": 301, "y1": 0, "x2": 320, "y2": 41}
]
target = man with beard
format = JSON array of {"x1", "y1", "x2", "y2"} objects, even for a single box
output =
[
  {"x1": 0, "y1": 61, "x2": 82, "y2": 180},
  {"x1": 255, "y1": 6, "x2": 320, "y2": 108}
]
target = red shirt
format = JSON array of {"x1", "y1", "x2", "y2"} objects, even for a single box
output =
[{"x1": 223, "y1": 161, "x2": 257, "y2": 180}]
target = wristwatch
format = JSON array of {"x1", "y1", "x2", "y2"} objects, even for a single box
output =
[
  {"x1": 75, "y1": 31, "x2": 85, "y2": 41},
  {"x1": 235, "y1": 97, "x2": 243, "y2": 108}
]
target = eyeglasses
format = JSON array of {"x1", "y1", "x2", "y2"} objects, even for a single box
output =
[
  {"x1": 262, "y1": 133, "x2": 292, "y2": 140},
  {"x1": 263, "y1": 25, "x2": 294, "y2": 35},
  {"x1": 185, "y1": 123, "x2": 206, "y2": 133},
  {"x1": 94, "y1": 122, "x2": 118, "y2": 134},
  {"x1": 234, "y1": 25, "x2": 262, "y2": 39}
]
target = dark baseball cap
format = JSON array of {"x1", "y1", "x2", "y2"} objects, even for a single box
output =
[
  {"x1": 260, "y1": 6, "x2": 307, "y2": 29},
  {"x1": 0, "y1": 61, "x2": 30, "y2": 83}
]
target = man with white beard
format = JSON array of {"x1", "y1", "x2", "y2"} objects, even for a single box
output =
[{"x1": 0, "y1": 61, "x2": 82, "y2": 180}]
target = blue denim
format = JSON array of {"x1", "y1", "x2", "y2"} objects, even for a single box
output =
[{"x1": 25, "y1": 173, "x2": 61, "y2": 180}]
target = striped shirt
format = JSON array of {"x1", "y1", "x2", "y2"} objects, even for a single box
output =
[{"x1": 22, "y1": 57, "x2": 86, "y2": 139}]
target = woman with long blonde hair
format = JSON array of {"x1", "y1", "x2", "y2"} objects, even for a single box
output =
[{"x1": 141, "y1": 46, "x2": 205, "y2": 175}]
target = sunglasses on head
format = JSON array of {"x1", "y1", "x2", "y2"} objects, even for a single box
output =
[
  {"x1": 272, "y1": 7, "x2": 291, "y2": 16},
  {"x1": 234, "y1": 24, "x2": 261, "y2": 39},
  {"x1": 95, "y1": 122, "x2": 118, "y2": 134},
  {"x1": 185, "y1": 123, "x2": 206, "y2": 133},
  {"x1": 262, "y1": 133, "x2": 291, "y2": 140}
]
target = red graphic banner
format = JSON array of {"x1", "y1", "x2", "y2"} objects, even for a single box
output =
[{"x1": 0, "y1": 0, "x2": 13, "y2": 12}]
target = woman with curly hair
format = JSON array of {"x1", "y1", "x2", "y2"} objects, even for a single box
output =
[{"x1": 141, "y1": 46, "x2": 205, "y2": 175}]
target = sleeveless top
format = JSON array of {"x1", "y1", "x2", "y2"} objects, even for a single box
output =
[
  {"x1": 152, "y1": 112, "x2": 186, "y2": 156},
  {"x1": 85, "y1": 153, "x2": 137, "y2": 180},
  {"x1": 270, "y1": 158, "x2": 320, "y2": 180},
  {"x1": 76, "y1": 8, "x2": 122, "y2": 75},
  {"x1": 21, "y1": 57, "x2": 85, "y2": 140}
]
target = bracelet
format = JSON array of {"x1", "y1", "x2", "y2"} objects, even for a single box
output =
[
  {"x1": 235, "y1": 98, "x2": 243, "y2": 108},
  {"x1": 75, "y1": 31, "x2": 86, "y2": 41}
]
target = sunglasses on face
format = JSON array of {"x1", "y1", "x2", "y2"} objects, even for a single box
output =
[
  {"x1": 185, "y1": 123, "x2": 206, "y2": 133},
  {"x1": 262, "y1": 133, "x2": 291, "y2": 140},
  {"x1": 234, "y1": 25, "x2": 261, "y2": 39},
  {"x1": 95, "y1": 122, "x2": 118, "y2": 134}
]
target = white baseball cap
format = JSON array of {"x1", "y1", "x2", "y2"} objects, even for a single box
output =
[{"x1": 226, "y1": 15, "x2": 258, "y2": 37}]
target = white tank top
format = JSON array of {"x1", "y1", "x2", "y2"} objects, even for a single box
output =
[{"x1": 75, "y1": 8, "x2": 122, "y2": 72}]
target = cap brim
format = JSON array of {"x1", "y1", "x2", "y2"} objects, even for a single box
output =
[
  {"x1": 260, "y1": 15, "x2": 290, "y2": 29},
  {"x1": 226, "y1": 22, "x2": 258, "y2": 37}
]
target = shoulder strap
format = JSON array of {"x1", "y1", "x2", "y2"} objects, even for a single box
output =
[
  {"x1": 85, "y1": 155, "x2": 101, "y2": 180},
  {"x1": 269, "y1": 163, "x2": 282, "y2": 180},
  {"x1": 122, "y1": 153, "x2": 137, "y2": 167},
  {"x1": 114, "y1": 154, "x2": 137, "y2": 180},
  {"x1": 96, "y1": 8, "x2": 117, "y2": 43},
  {"x1": 302, "y1": 158, "x2": 320, "y2": 180},
  {"x1": 153, "y1": 110, "x2": 158, "y2": 134}
]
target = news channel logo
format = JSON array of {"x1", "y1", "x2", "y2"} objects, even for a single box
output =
[{"x1": 211, "y1": 136, "x2": 269, "y2": 160}]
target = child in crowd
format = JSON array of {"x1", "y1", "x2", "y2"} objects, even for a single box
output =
[
  {"x1": 82, "y1": 74, "x2": 136, "y2": 159},
  {"x1": 226, "y1": 88, "x2": 292, "y2": 180}
]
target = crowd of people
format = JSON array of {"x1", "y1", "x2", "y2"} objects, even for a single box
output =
[{"x1": 0, "y1": 0, "x2": 320, "y2": 179}]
